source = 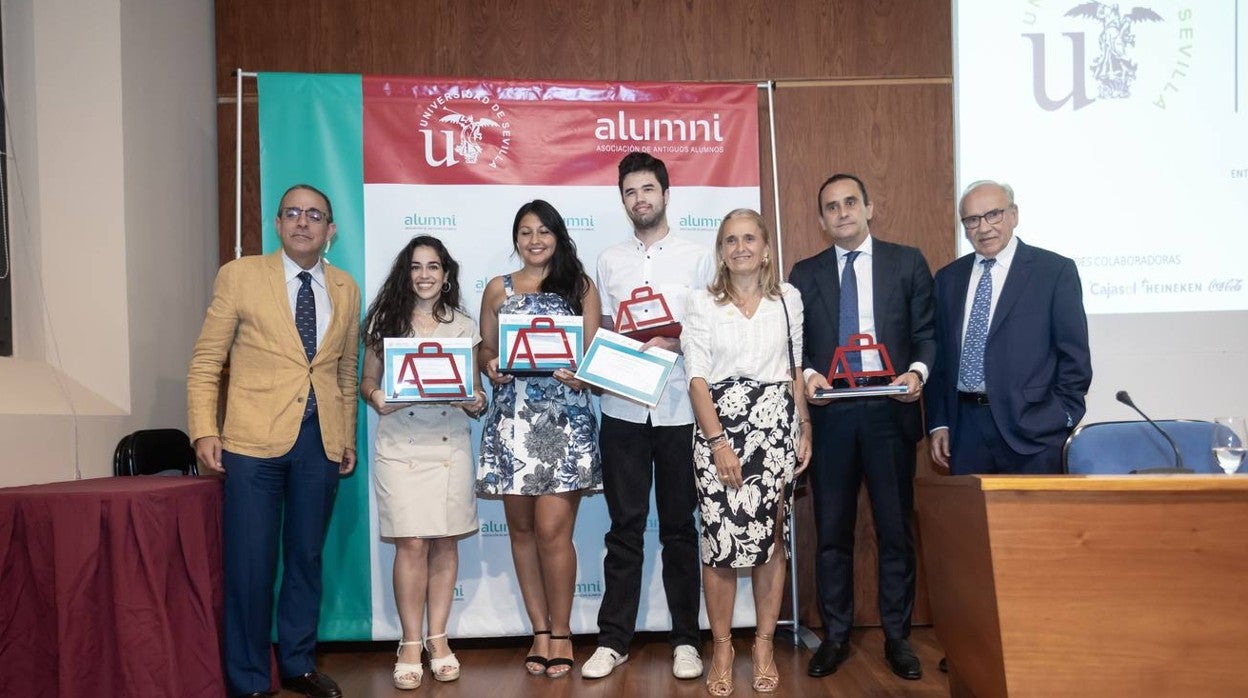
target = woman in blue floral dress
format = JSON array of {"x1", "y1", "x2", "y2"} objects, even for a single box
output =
[{"x1": 477, "y1": 199, "x2": 602, "y2": 679}]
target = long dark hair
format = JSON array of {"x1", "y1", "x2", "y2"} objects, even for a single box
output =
[
  {"x1": 362, "y1": 235, "x2": 463, "y2": 351},
  {"x1": 512, "y1": 200, "x2": 589, "y2": 314}
]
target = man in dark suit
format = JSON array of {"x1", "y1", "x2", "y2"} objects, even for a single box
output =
[
  {"x1": 188, "y1": 184, "x2": 360, "y2": 698},
  {"x1": 789, "y1": 174, "x2": 935, "y2": 681},
  {"x1": 926, "y1": 180, "x2": 1092, "y2": 475}
]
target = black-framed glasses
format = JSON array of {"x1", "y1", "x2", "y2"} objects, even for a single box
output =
[
  {"x1": 960, "y1": 207, "x2": 1008, "y2": 230},
  {"x1": 281, "y1": 206, "x2": 328, "y2": 223}
]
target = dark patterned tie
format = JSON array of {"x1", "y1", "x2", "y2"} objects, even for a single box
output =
[
  {"x1": 296, "y1": 271, "x2": 318, "y2": 418},
  {"x1": 838, "y1": 250, "x2": 862, "y2": 373},
  {"x1": 958, "y1": 258, "x2": 996, "y2": 391}
]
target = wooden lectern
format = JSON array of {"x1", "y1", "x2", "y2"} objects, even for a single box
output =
[{"x1": 916, "y1": 475, "x2": 1248, "y2": 697}]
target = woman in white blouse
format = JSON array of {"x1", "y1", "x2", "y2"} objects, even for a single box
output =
[{"x1": 684, "y1": 208, "x2": 812, "y2": 695}]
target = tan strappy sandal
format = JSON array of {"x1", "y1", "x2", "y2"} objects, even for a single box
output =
[
  {"x1": 706, "y1": 635, "x2": 735, "y2": 696},
  {"x1": 752, "y1": 632, "x2": 779, "y2": 692}
]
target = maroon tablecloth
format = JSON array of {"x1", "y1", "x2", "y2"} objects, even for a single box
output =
[{"x1": 0, "y1": 476, "x2": 224, "y2": 697}]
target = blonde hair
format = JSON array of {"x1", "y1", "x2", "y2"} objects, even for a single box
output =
[{"x1": 708, "y1": 208, "x2": 782, "y2": 306}]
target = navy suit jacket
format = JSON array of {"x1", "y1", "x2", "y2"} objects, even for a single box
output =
[
  {"x1": 925, "y1": 239, "x2": 1092, "y2": 454},
  {"x1": 789, "y1": 237, "x2": 936, "y2": 443}
]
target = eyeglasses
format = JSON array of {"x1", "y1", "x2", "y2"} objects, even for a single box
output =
[
  {"x1": 960, "y1": 207, "x2": 1008, "y2": 230},
  {"x1": 281, "y1": 206, "x2": 328, "y2": 223}
]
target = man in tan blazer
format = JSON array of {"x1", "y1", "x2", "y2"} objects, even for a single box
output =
[{"x1": 188, "y1": 184, "x2": 359, "y2": 698}]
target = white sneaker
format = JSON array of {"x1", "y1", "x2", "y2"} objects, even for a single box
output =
[
  {"x1": 581, "y1": 646, "x2": 628, "y2": 679},
  {"x1": 672, "y1": 644, "x2": 704, "y2": 679}
]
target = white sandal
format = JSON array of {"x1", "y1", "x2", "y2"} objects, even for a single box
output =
[
  {"x1": 425, "y1": 632, "x2": 461, "y2": 682},
  {"x1": 394, "y1": 639, "x2": 423, "y2": 690}
]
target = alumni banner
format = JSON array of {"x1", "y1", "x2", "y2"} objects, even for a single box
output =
[{"x1": 258, "y1": 73, "x2": 761, "y2": 640}]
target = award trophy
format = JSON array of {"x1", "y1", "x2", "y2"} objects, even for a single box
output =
[
  {"x1": 613, "y1": 286, "x2": 682, "y2": 342},
  {"x1": 383, "y1": 338, "x2": 474, "y2": 402},
  {"x1": 502, "y1": 316, "x2": 580, "y2": 374},
  {"x1": 813, "y1": 332, "x2": 908, "y2": 399}
]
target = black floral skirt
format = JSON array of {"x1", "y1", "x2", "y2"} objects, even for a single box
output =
[{"x1": 693, "y1": 378, "x2": 797, "y2": 568}]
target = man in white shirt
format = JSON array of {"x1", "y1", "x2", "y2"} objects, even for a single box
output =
[{"x1": 581, "y1": 153, "x2": 713, "y2": 680}]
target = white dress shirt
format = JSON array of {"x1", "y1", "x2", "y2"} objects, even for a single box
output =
[
  {"x1": 683, "y1": 284, "x2": 804, "y2": 386},
  {"x1": 596, "y1": 232, "x2": 714, "y2": 425},
  {"x1": 282, "y1": 251, "x2": 333, "y2": 349}
]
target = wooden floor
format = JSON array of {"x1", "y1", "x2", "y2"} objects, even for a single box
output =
[{"x1": 308, "y1": 627, "x2": 948, "y2": 697}]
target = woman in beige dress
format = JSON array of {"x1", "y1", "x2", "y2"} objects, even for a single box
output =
[{"x1": 360, "y1": 235, "x2": 486, "y2": 690}]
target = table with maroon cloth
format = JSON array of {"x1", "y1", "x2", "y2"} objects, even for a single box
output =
[{"x1": 0, "y1": 476, "x2": 224, "y2": 697}]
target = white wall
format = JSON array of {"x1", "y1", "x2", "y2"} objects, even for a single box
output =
[
  {"x1": 0, "y1": 0, "x2": 216, "y2": 486},
  {"x1": 1085, "y1": 312, "x2": 1248, "y2": 425}
]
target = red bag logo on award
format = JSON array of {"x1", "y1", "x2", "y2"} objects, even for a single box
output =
[
  {"x1": 506, "y1": 316, "x2": 577, "y2": 371},
  {"x1": 395, "y1": 341, "x2": 469, "y2": 399},
  {"x1": 613, "y1": 286, "x2": 682, "y2": 341},
  {"x1": 828, "y1": 333, "x2": 896, "y2": 385}
]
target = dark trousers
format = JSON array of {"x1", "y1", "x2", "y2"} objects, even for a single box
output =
[
  {"x1": 596, "y1": 415, "x2": 701, "y2": 653},
  {"x1": 222, "y1": 416, "x2": 341, "y2": 696},
  {"x1": 950, "y1": 400, "x2": 1066, "y2": 475},
  {"x1": 809, "y1": 398, "x2": 916, "y2": 643}
]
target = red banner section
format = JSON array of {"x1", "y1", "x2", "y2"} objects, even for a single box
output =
[{"x1": 363, "y1": 77, "x2": 759, "y2": 186}]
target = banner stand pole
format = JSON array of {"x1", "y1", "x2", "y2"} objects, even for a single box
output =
[{"x1": 760, "y1": 79, "x2": 819, "y2": 652}]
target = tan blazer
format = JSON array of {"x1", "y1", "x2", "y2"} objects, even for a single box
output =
[{"x1": 188, "y1": 251, "x2": 360, "y2": 461}]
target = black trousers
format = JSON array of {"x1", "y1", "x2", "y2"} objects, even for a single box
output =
[
  {"x1": 595, "y1": 415, "x2": 701, "y2": 653},
  {"x1": 809, "y1": 398, "x2": 916, "y2": 643}
]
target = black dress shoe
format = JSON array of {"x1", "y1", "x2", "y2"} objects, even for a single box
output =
[
  {"x1": 237, "y1": 693, "x2": 269, "y2": 698},
  {"x1": 884, "y1": 638, "x2": 922, "y2": 680},
  {"x1": 280, "y1": 671, "x2": 342, "y2": 698},
  {"x1": 808, "y1": 639, "x2": 850, "y2": 677},
  {"x1": 939, "y1": 656, "x2": 948, "y2": 673}
]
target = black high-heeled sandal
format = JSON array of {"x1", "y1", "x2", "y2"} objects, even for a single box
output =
[
  {"x1": 545, "y1": 634, "x2": 574, "y2": 679},
  {"x1": 525, "y1": 629, "x2": 551, "y2": 675}
]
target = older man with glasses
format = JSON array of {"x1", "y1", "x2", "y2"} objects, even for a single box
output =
[
  {"x1": 925, "y1": 179, "x2": 1092, "y2": 477},
  {"x1": 188, "y1": 184, "x2": 361, "y2": 698}
]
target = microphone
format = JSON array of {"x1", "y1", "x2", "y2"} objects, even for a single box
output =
[{"x1": 1115, "y1": 390, "x2": 1192, "y2": 474}]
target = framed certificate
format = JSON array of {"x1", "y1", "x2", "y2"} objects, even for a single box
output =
[
  {"x1": 575, "y1": 329, "x2": 678, "y2": 407},
  {"x1": 383, "y1": 338, "x2": 475, "y2": 402},
  {"x1": 498, "y1": 314, "x2": 584, "y2": 374}
]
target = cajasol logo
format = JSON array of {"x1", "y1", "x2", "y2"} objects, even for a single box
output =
[
  {"x1": 480, "y1": 519, "x2": 509, "y2": 536},
  {"x1": 574, "y1": 579, "x2": 605, "y2": 599},
  {"x1": 415, "y1": 86, "x2": 513, "y2": 169},
  {"x1": 679, "y1": 213, "x2": 721, "y2": 231},
  {"x1": 403, "y1": 211, "x2": 458, "y2": 231},
  {"x1": 1021, "y1": 2, "x2": 1192, "y2": 111},
  {"x1": 563, "y1": 214, "x2": 596, "y2": 232}
]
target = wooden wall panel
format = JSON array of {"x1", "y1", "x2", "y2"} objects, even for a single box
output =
[
  {"x1": 214, "y1": 0, "x2": 956, "y2": 632},
  {"x1": 216, "y1": 1, "x2": 950, "y2": 92}
]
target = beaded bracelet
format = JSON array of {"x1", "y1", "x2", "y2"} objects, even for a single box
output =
[{"x1": 705, "y1": 431, "x2": 729, "y2": 449}]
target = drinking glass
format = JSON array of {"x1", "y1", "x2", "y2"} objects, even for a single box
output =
[{"x1": 1210, "y1": 417, "x2": 1247, "y2": 475}]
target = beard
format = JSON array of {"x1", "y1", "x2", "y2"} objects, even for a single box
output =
[{"x1": 627, "y1": 202, "x2": 666, "y2": 231}]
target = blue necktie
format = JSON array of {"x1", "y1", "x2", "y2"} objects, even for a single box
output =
[
  {"x1": 296, "y1": 271, "x2": 318, "y2": 418},
  {"x1": 959, "y1": 258, "x2": 996, "y2": 391},
  {"x1": 838, "y1": 250, "x2": 862, "y2": 373}
]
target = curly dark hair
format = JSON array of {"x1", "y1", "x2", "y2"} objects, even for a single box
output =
[
  {"x1": 511, "y1": 200, "x2": 589, "y2": 314},
  {"x1": 362, "y1": 235, "x2": 464, "y2": 350}
]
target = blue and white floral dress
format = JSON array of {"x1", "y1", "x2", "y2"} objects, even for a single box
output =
[{"x1": 477, "y1": 275, "x2": 602, "y2": 496}]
